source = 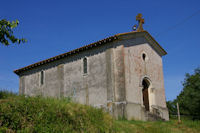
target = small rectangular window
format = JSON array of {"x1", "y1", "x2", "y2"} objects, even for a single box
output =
[
  {"x1": 41, "y1": 71, "x2": 44, "y2": 85},
  {"x1": 83, "y1": 58, "x2": 87, "y2": 74}
]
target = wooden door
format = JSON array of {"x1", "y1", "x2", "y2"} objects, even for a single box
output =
[
  {"x1": 142, "y1": 79, "x2": 150, "y2": 111},
  {"x1": 142, "y1": 88, "x2": 149, "y2": 111}
]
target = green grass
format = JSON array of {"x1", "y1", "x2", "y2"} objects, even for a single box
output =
[
  {"x1": 0, "y1": 91, "x2": 200, "y2": 133},
  {"x1": 114, "y1": 119, "x2": 200, "y2": 133},
  {"x1": 0, "y1": 91, "x2": 114, "y2": 133}
]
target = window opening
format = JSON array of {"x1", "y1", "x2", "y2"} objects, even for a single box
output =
[
  {"x1": 83, "y1": 58, "x2": 87, "y2": 74},
  {"x1": 142, "y1": 53, "x2": 146, "y2": 61},
  {"x1": 41, "y1": 71, "x2": 44, "y2": 85}
]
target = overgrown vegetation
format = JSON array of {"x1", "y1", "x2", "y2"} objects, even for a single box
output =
[
  {"x1": 167, "y1": 67, "x2": 200, "y2": 120},
  {"x1": 0, "y1": 91, "x2": 114, "y2": 132},
  {"x1": 0, "y1": 91, "x2": 200, "y2": 133}
]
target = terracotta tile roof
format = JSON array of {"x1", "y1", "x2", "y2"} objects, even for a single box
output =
[
  {"x1": 14, "y1": 31, "x2": 167, "y2": 75},
  {"x1": 14, "y1": 35, "x2": 118, "y2": 75}
]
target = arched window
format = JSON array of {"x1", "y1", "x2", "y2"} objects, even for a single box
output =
[
  {"x1": 83, "y1": 57, "x2": 87, "y2": 74},
  {"x1": 141, "y1": 52, "x2": 148, "y2": 62},
  {"x1": 41, "y1": 71, "x2": 44, "y2": 85},
  {"x1": 142, "y1": 53, "x2": 146, "y2": 61}
]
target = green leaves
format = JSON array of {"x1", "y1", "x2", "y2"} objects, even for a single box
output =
[
  {"x1": 0, "y1": 19, "x2": 27, "y2": 46},
  {"x1": 168, "y1": 67, "x2": 200, "y2": 120},
  {"x1": 181, "y1": 68, "x2": 200, "y2": 109},
  {"x1": 0, "y1": 92, "x2": 114, "y2": 132}
]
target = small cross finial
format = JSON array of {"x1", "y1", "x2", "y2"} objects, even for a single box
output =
[{"x1": 136, "y1": 13, "x2": 144, "y2": 31}]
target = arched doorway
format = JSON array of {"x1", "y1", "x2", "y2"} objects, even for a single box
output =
[{"x1": 142, "y1": 79, "x2": 150, "y2": 111}]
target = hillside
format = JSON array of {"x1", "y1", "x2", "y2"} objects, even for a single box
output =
[{"x1": 0, "y1": 91, "x2": 200, "y2": 133}]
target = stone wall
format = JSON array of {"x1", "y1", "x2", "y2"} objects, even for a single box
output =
[
  {"x1": 120, "y1": 33, "x2": 169, "y2": 120},
  {"x1": 19, "y1": 42, "x2": 117, "y2": 107}
]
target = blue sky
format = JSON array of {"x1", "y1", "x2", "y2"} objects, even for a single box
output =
[{"x1": 0, "y1": 0, "x2": 199, "y2": 101}]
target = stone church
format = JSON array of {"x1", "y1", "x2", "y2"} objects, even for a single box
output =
[{"x1": 14, "y1": 14, "x2": 169, "y2": 121}]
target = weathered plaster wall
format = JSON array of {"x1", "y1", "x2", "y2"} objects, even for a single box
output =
[
  {"x1": 87, "y1": 49, "x2": 107, "y2": 106},
  {"x1": 63, "y1": 54, "x2": 86, "y2": 104},
  {"x1": 23, "y1": 71, "x2": 41, "y2": 96},
  {"x1": 43, "y1": 66, "x2": 61, "y2": 98},
  {"x1": 19, "y1": 42, "x2": 117, "y2": 108},
  {"x1": 62, "y1": 46, "x2": 109, "y2": 106},
  {"x1": 122, "y1": 35, "x2": 169, "y2": 120},
  {"x1": 18, "y1": 33, "x2": 169, "y2": 121}
]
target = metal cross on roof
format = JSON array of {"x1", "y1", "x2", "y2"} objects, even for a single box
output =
[{"x1": 136, "y1": 13, "x2": 144, "y2": 31}]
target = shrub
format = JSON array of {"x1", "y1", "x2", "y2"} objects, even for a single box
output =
[{"x1": 0, "y1": 93, "x2": 114, "y2": 132}]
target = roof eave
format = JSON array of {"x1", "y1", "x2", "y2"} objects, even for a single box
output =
[
  {"x1": 14, "y1": 30, "x2": 167, "y2": 75},
  {"x1": 116, "y1": 30, "x2": 167, "y2": 56},
  {"x1": 14, "y1": 35, "x2": 118, "y2": 75}
]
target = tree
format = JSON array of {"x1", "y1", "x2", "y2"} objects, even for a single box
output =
[
  {"x1": 166, "y1": 100, "x2": 177, "y2": 115},
  {"x1": 176, "y1": 67, "x2": 200, "y2": 119},
  {"x1": 0, "y1": 19, "x2": 26, "y2": 46}
]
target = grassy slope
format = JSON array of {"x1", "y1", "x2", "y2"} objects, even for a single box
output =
[
  {"x1": 0, "y1": 91, "x2": 114, "y2": 133},
  {"x1": 0, "y1": 91, "x2": 200, "y2": 133},
  {"x1": 115, "y1": 119, "x2": 200, "y2": 133}
]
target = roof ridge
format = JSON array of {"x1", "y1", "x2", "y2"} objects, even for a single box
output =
[
  {"x1": 14, "y1": 35, "x2": 118, "y2": 75},
  {"x1": 14, "y1": 30, "x2": 167, "y2": 75}
]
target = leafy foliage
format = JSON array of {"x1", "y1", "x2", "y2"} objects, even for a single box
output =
[
  {"x1": 0, "y1": 90, "x2": 17, "y2": 99},
  {"x1": 166, "y1": 100, "x2": 177, "y2": 115},
  {"x1": 0, "y1": 19, "x2": 26, "y2": 46},
  {"x1": 0, "y1": 91, "x2": 114, "y2": 133},
  {"x1": 167, "y1": 67, "x2": 200, "y2": 120},
  {"x1": 177, "y1": 68, "x2": 200, "y2": 119},
  {"x1": 0, "y1": 91, "x2": 200, "y2": 133}
]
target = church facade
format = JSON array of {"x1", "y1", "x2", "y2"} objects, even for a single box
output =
[{"x1": 14, "y1": 15, "x2": 169, "y2": 121}]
